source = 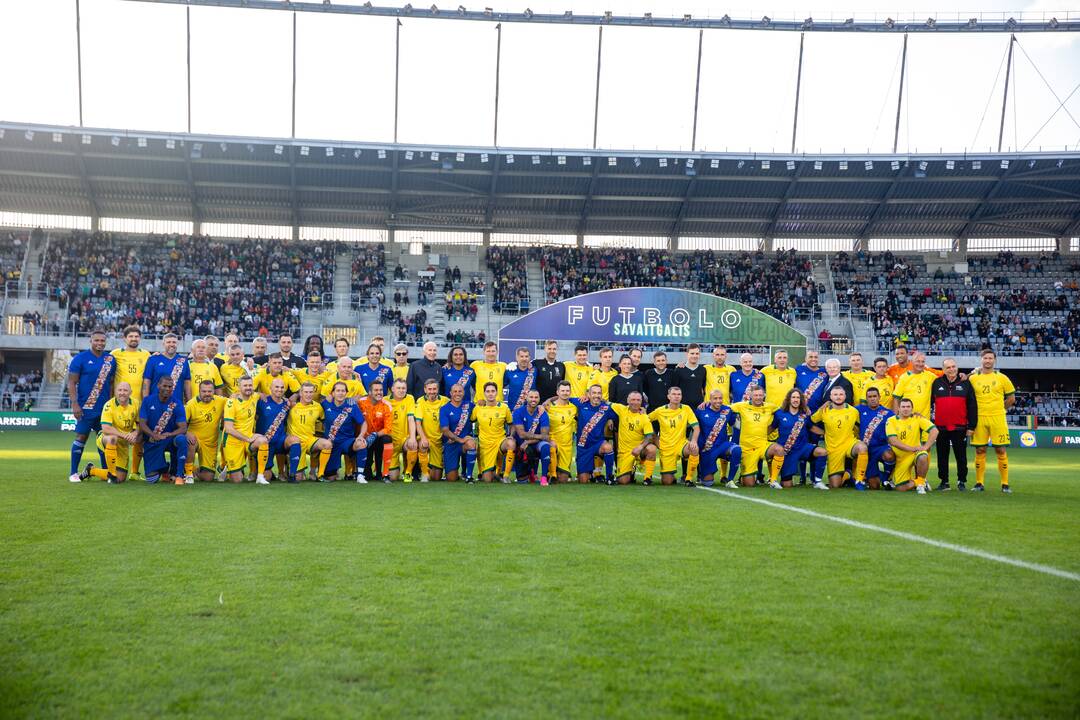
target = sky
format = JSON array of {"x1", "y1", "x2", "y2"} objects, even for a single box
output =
[{"x1": 1, "y1": 0, "x2": 1079, "y2": 153}]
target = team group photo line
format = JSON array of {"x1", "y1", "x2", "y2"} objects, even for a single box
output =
[{"x1": 66, "y1": 325, "x2": 1016, "y2": 494}]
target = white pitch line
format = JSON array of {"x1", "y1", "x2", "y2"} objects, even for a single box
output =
[{"x1": 697, "y1": 485, "x2": 1080, "y2": 583}]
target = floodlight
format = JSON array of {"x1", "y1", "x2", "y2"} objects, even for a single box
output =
[
  {"x1": 219, "y1": 142, "x2": 227, "y2": 152},
  {"x1": 683, "y1": 14, "x2": 692, "y2": 23},
  {"x1": 480, "y1": 152, "x2": 488, "y2": 162},
  {"x1": 326, "y1": 147, "x2": 334, "y2": 157},
  {"x1": 405, "y1": 150, "x2": 414, "y2": 160},
  {"x1": 111, "y1": 136, "x2": 121, "y2": 147},
  {"x1": 710, "y1": 159, "x2": 719, "y2": 168},
  {"x1": 24, "y1": 130, "x2": 34, "y2": 141},
  {"x1": 926, "y1": 17, "x2": 935, "y2": 28},
  {"x1": 564, "y1": 10, "x2": 571, "y2": 19},
  {"x1": 456, "y1": 152, "x2": 465, "y2": 162},
  {"x1": 719, "y1": 14, "x2": 730, "y2": 25},
  {"x1": 353, "y1": 149, "x2": 362, "y2": 159},
  {"x1": 890, "y1": 160, "x2": 900, "y2": 170},
  {"x1": 53, "y1": 132, "x2": 64, "y2": 143},
  {"x1": 457, "y1": 5, "x2": 466, "y2": 15},
  {"x1": 839, "y1": 161, "x2": 848, "y2": 171},
  {"x1": 378, "y1": 149, "x2": 387, "y2": 159},
  {"x1": 430, "y1": 4, "x2": 438, "y2": 14},
  {"x1": 644, "y1": 12, "x2": 652, "y2": 21},
  {"x1": 685, "y1": 158, "x2": 694, "y2": 168},
  {"x1": 1049, "y1": 17, "x2": 1059, "y2": 28},
  {"x1": 1000, "y1": 159, "x2": 1009, "y2": 169},
  {"x1": 760, "y1": 160, "x2": 770, "y2": 170},
  {"x1": 659, "y1": 158, "x2": 667, "y2": 168},
  {"x1": 300, "y1": 145, "x2": 310, "y2": 156},
  {"x1": 802, "y1": 17, "x2": 813, "y2": 29},
  {"x1": 813, "y1": 160, "x2": 822, "y2": 170},
  {"x1": 274, "y1": 144, "x2": 284, "y2": 154},
  {"x1": 1028, "y1": 159, "x2": 1036, "y2": 168},
  {"x1": 557, "y1": 155, "x2": 566, "y2": 165},
  {"x1": 918, "y1": 160, "x2": 928, "y2": 171},
  {"x1": 582, "y1": 156, "x2": 591, "y2": 166},
  {"x1": 737, "y1": 160, "x2": 745, "y2": 169},
  {"x1": 83, "y1": 134, "x2": 92, "y2": 145},
  {"x1": 945, "y1": 159, "x2": 955, "y2": 170},
  {"x1": 760, "y1": 15, "x2": 770, "y2": 26},
  {"x1": 864, "y1": 160, "x2": 873, "y2": 170},
  {"x1": 967, "y1": 17, "x2": 977, "y2": 28},
  {"x1": 403, "y1": 3, "x2": 413, "y2": 13},
  {"x1": 633, "y1": 158, "x2": 641, "y2": 168},
  {"x1": 430, "y1": 151, "x2": 440, "y2": 161},
  {"x1": 608, "y1": 157, "x2": 617, "y2": 166},
  {"x1": 532, "y1": 155, "x2": 540, "y2": 165},
  {"x1": 786, "y1": 160, "x2": 796, "y2": 170},
  {"x1": 484, "y1": 7, "x2": 492, "y2": 16},
  {"x1": 971, "y1": 160, "x2": 981, "y2": 170},
  {"x1": 506, "y1": 154, "x2": 514, "y2": 164},
  {"x1": 604, "y1": 10, "x2": 612, "y2": 22}
]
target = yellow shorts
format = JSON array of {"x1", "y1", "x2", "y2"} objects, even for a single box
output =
[
  {"x1": 389, "y1": 436, "x2": 409, "y2": 470},
  {"x1": 478, "y1": 438, "x2": 503, "y2": 475},
  {"x1": 95, "y1": 435, "x2": 131, "y2": 471},
  {"x1": 617, "y1": 450, "x2": 642, "y2": 477},
  {"x1": 740, "y1": 442, "x2": 768, "y2": 477},
  {"x1": 423, "y1": 437, "x2": 443, "y2": 470},
  {"x1": 971, "y1": 416, "x2": 1010, "y2": 447},
  {"x1": 551, "y1": 441, "x2": 574, "y2": 474},
  {"x1": 893, "y1": 450, "x2": 928, "y2": 484},
  {"x1": 658, "y1": 447, "x2": 684, "y2": 474},
  {"x1": 826, "y1": 438, "x2": 859, "y2": 476},
  {"x1": 223, "y1": 435, "x2": 251, "y2": 473},
  {"x1": 191, "y1": 437, "x2": 219, "y2": 472}
]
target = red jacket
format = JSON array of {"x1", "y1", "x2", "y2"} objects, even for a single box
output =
[{"x1": 931, "y1": 376, "x2": 978, "y2": 431}]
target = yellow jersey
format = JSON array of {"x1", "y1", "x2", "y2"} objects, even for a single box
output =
[
  {"x1": 287, "y1": 401, "x2": 324, "y2": 440},
  {"x1": 894, "y1": 370, "x2": 938, "y2": 418},
  {"x1": 188, "y1": 360, "x2": 223, "y2": 395},
  {"x1": 415, "y1": 396, "x2": 449, "y2": 441},
  {"x1": 101, "y1": 397, "x2": 138, "y2": 435},
  {"x1": 705, "y1": 365, "x2": 735, "y2": 404},
  {"x1": 392, "y1": 365, "x2": 410, "y2": 383},
  {"x1": 324, "y1": 357, "x2": 355, "y2": 375},
  {"x1": 469, "y1": 361, "x2": 506, "y2": 402},
  {"x1": 289, "y1": 368, "x2": 332, "y2": 401},
  {"x1": 110, "y1": 348, "x2": 151, "y2": 399},
  {"x1": 730, "y1": 401, "x2": 779, "y2": 448},
  {"x1": 320, "y1": 376, "x2": 366, "y2": 400},
  {"x1": 810, "y1": 404, "x2": 861, "y2": 454},
  {"x1": 184, "y1": 396, "x2": 227, "y2": 444},
  {"x1": 843, "y1": 370, "x2": 876, "y2": 405},
  {"x1": 761, "y1": 365, "x2": 797, "y2": 408},
  {"x1": 647, "y1": 405, "x2": 698, "y2": 454},
  {"x1": 968, "y1": 371, "x2": 1015, "y2": 418},
  {"x1": 564, "y1": 362, "x2": 595, "y2": 398},
  {"x1": 388, "y1": 395, "x2": 416, "y2": 443},
  {"x1": 612, "y1": 403, "x2": 654, "y2": 449},
  {"x1": 546, "y1": 402, "x2": 578, "y2": 447},
  {"x1": 253, "y1": 370, "x2": 301, "y2": 397},
  {"x1": 590, "y1": 367, "x2": 618, "y2": 400},
  {"x1": 224, "y1": 394, "x2": 259, "y2": 437},
  {"x1": 864, "y1": 376, "x2": 895, "y2": 409},
  {"x1": 886, "y1": 414, "x2": 935, "y2": 450},
  {"x1": 218, "y1": 363, "x2": 250, "y2": 397},
  {"x1": 471, "y1": 402, "x2": 513, "y2": 446}
]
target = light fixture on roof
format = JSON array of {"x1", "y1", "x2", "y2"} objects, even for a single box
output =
[
  {"x1": 786, "y1": 160, "x2": 796, "y2": 170},
  {"x1": 844, "y1": 17, "x2": 854, "y2": 25},
  {"x1": 683, "y1": 14, "x2": 692, "y2": 23},
  {"x1": 24, "y1": 130, "x2": 34, "y2": 141},
  {"x1": 884, "y1": 17, "x2": 895, "y2": 29},
  {"x1": 967, "y1": 17, "x2": 977, "y2": 28},
  {"x1": 219, "y1": 142, "x2": 227, "y2": 152},
  {"x1": 353, "y1": 149, "x2": 362, "y2": 159},
  {"x1": 643, "y1": 12, "x2": 651, "y2": 21},
  {"x1": 658, "y1": 158, "x2": 668, "y2": 168},
  {"x1": 582, "y1": 156, "x2": 591, "y2": 166},
  {"x1": 1028, "y1": 159, "x2": 1036, "y2": 168},
  {"x1": 274, "y1": 144, "x2": 283, "y2": 154},
  {"x1": 483, "y1": 6, "x2": 492, "y2": 15},
  {"x1": 403, "y1": 3, "x2": 413, "y2": 13},
  {"x1": 246, "y1": 143, "x2": 255, "y2": 153},
  {"x1": 326, "y1": 146, "x2": 334, "y2": 157},
  {"x1": 456, "y1": 152, "x2": 465, "y2": 162},
  {"x1": 1048, "y1": 17, "x2": 1059, "y2": 28},
  {"x1": 363, "y1": 1, "x2": 373, "y2": 8},
  {"x1": 603, "y1": 10, "x2": 612, "y2": 22},
  {"x1": 532, "y1": 154, "x2": 541, "y2": 165},
  {"x1": 52, "y1": 132, "x2": 63, "y2": 143},
  {"x1": 971, "y1": 160, "x2": 981, "y2": 170},
  {"x1": 82, "y1": 134, "x2": 92, "y2": 145},
  {"x1": 864, "y1": 160, "x2": 873, "y2": 170},
  {"x1": 813, "y1": 160, "x2": 822, "y2": 170},
  {"x1": 166, "y1": 138, "x2": 177, "y2": 150},
  {"x1": 760, "y1": 15, "x2": 770, "y2": 26},
  {"x1": 710, "y1": 158, "x2": 719, "y2": 168},
  {"x1": 557, "y1": 155, "x2": 566, "y2": 165},
  {"x1": 719, "y1": 14, "x2": 731, "y2": 25},
  {"x1": 0, "y1": 130, "x2": 5, "y2": 139},
  {"x1": 300, "y1": 145, "x2": 310, "y2": 156},
  {"x1": 563, "y1": 10, "x2": 571, "y2": 18},
  {"x1": 1005, "y1": 17, "x2": 1017, "y2": 29},
  {"x1": 430, "y1": 4, "x2": 438, "y2": 13},
  {"x1": 480, "y1": 152, "x2": 489, "y2": 163},
  {"x1": 430, "y1": 151, "x2": 440, "y2": 161},
  {"x1": 760, "y1": 160, "x2": 770, "y2": 170},
  {"x1": 918, "y1": 160, "x2": 928, "y2": 171},
  {"x1": 925, "y1": 17, "x2": 936, "y2": 28},
  {"x1": 1000, "y1": 159, "x2": 1009, "y2": 169},
  {"x1": 890, "y1": 160, "x2": 900, "y2": 170},
  {"x1": 506, "y1": 154, "x2": 514, "y2": 164},
  {"x1": 1056, "y1": 158, "x2": 1064, "y2": 168},
  {"x1": 405, "y1": 150, "x2": 414, "y2": 160},
  {"x1": 736, "y1": 160, "x2": 745, "y2": 169},
  {"x1": 802, "y1": 17, "x2": 813, "y2": 29},
  {"x1": 378, "y1": 149, "x2": 387, "y2": 159},
  {"x1": 945, "y1": 159, "x2": 955, "y2": 170},
  {"x1": 685, "y1": 158, "x2": 694, "y2": 169},
  {"x1": 111, "y1": 136, "x2": 120, "y2": 146},
  {"x1": 838, "y1": 160, "x2": 848, "y2": 171},
  {"x1": 633, "y1": 157, "x2": 641, "y2": 168},
  {"x1": 523, "y1": 8, "x2": 532, "y2": 19},
  {"x1": 457, "y1": 5, "x2": 466, "y2": 14},
  {"x1": 608, "y1": 157, "x2": 617, "y2": 166}
]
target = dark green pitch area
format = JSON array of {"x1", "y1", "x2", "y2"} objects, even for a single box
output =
[{"x1": 2, "y1": 433, "x2": 1078, "y2": 718}]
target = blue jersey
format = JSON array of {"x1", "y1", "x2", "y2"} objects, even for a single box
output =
[
  {"x1": 440, "y1": 400, "x2": 475, "y2": 437},
  {"x1": 857, "y1": 404, "x2": 894, "y2": 451},
  {"x1": 441, "y1": 366, "x2": 476, "y2": 400},
  {"x1": 143, "y1": 353, "x2": 191, "y2": 403},
  {"x1": 694, "y1": 404, "x2": 735, "y2": 451},
  {"x1": 571, "y1": 398, "x2": 614, "y2": 447},
  {"x1": 729, "y1": 369, "x2": 765, "y2": 404},
  {"x1": 321, "y1": 399, "x2": 365, "y2": 442},
  {"x1": 139, "y1": 394, "x2": 187, "y2": 435},
  {"x1": 795, "y1": 364, "x2": 829, "y2": 411},
  {"x1": 773, "y1": 410, "x2": 814, "y2": 450},
  {"x1": 511, "y1": 405, "x2": 549, "y2": 438},
  {"x1": 357, "y1": 363, "x2": 394, "y2": 395},
  {"x1": 68, "y1": 349, "x2": 115, "y2": 414},
  {"x1": 256, "y1": 396, "x2": 291, "y2": 444},
  {"x1": 504, "y1": 366, "x2": 537, "y2": 410}
]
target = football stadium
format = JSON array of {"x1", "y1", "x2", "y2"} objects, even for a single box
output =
[{"x1": 2, "y1": 1, "x2": 1080, "y2": 716}]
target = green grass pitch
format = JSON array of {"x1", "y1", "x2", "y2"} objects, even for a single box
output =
[{"x1": 2, "y1": 432, "x2": 1079, "y2": 718}]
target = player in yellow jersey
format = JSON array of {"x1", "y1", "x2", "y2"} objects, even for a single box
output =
[
  {"x1": 320, "y1": 357, "x2": 366, "y2": 400},
  {"x1": 544, "y1": 381, "x2": 579, "y2": 482},
  {"x1": 865, "y1": 357, "x2": 895, "y2": 409},
  {"x1": 386, "y1": 378, "x2": 418, "y2": 481},
  {"x1": 842, "y1": 352, "x2": 875, "y2": 405},
  {"x1": 186, "y1": 339, "x2": 223, "y2": 401},
  {"x1": 730, "y1": 386, "x2": 784, "y2": 487},
  {"x1": 391, "y1": 344, "x2": 411, "y2": 384},
  {"x1": 254, "y1": 353, "x2": 302, "y2": 397},
  {"x1": 109, "y1": 325, "x2": 151, "y2": 479},
  {"x1": 810, "y1": 385, "x2": 870, "y2": 490},
  {"x1": 968, "y1": 348, "x2": 1016, "y2": 493},
  {"x1": 705, "y1": 345, "x2": 735, "y2": 405},
  {"x1": 222, "y1": 376, "x2": 267, "y2": 483},
  {"x1": 218, "y1": 343, "x2": 250, "y2": 397},
  {"x1": 893, "y1": 351, "x2": 938, "y2": 417},
  {"x1": 414, "y1": 378, "x2": 449, "y2": 481},
  {"x1": 284, "y1": 382, "x2": 331, "y2": 482},
  {"x1": 761, "y1": 349, "x2": 797, "y2": 409},
  {"x1": 590, "y1": 347, "x2": 618, "y2": 400},
  {"x1": 290, "y1": 349, "x2": 331, "y2": 402},
  {"x1": 82, "y1": 381, "x2": 139, "y2": 483},
  {"x1": 886, "y1": 398, "x2": 938, "y2": 494},
  {"x1": 184, "y1": 379, "x2": 227, "y2": 481},
  {"x1": 216, "y1": 333, "x2": 238, "y2": 363},
  {"x1": 564, "y1": 344, "x2": 594, "y2": 398},
  {"x1": 647, "y1": 386, "x2": 700, "y2": 486},
  {"x1": 469, "y1": 341, "x2": 506, "y2": 403},
  {"x1": 471, "y1": 381, "x2": 516, "y2": 483},
  {"x1": 611, "y1": 391, "x2": 657, "y2": 484}
]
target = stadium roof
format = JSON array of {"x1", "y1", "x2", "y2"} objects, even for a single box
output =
[{"x1": 2, "y1": 121, "x2": 1079, "y2": 240}]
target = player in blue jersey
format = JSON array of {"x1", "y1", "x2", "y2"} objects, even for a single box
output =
[
  {"x1": 504, "y1": 347, "x2": 537, "y2": 411},
  {"x1": 319, "y1": 380, "x2": 371, "y2": 483},
  {"x1": 729, "y1": 353, "x2": 765, "y2": 407},
  {"x1": 570, "y1": 384, "x2": 617, "y2": 484},
  {"x1": 857, "y1": 386, "x2": 896, "y2": 489},
  {"x1": 357, "y1": 343, "x2": 394, "y2": 395},
  {"x1": 67, "y1": 329, "x2": 117, "y2": 482},
  {"x1": 441, "y1": 346, "x2": 476, "y2": 401},
  {"x1": 694, "y1": 389, "x2": 743, "y2": 488},
  {"x1": 439, "y1": 382, "x2": 477, "y2": 482},
  {"x1": 773, "y1": 387, "x2": 828, "y2": 488},
  {"x1": 511, "y1": 389, "x2": 551, "y2": 485},
  {"x1": 254, "y1": 377, "x2": 292, "y2": 484},
  {"x1": 142, "y1": 333, "x2": 191, "y2": 404},
  {"x1": 137, "y1": 376, "x2": 189, "y2": 485},
  {"x1": 794, "y1": 349, "x2": 829, "y2": 413}
]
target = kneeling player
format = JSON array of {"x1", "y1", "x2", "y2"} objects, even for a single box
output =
[
  {"x1": 810, "y1": 386, "x2": 870, "y2": 490},
  {"x1": 886, "y1": 398, "x2": 938, "y2": 494},
  {"x1": 320, "y1": 381, "x2": 370, "y2": 482},
  {"x1": 440, "y1": 383, "x2": 477, "y2": 482},
  {"x1": 387, "y1": 379, "x2": 418, "y2": 482},
  {"x1": 571, "y1": 385, "x2": 616, "y2": 484},
  {"x1": 285, "y1": 382, "x2": 332, "y2": 483},
  {"x1": 223, "y1": 376, "x2": 267, "y2": 483},
  {"x1": 185, "y1": 380, "x2": 226, "y2": 482},
  {"x1": 512, "y1": 389, "x2": 551, "y2": 484},
  {"x1": 544, "y1": 382, "x2": 579, "y2": 483},
  {"x1": 414, "y1": 379, "x2": 449, "y2": 482},
  {"x1": 694, "y1": 389, "x2": 744, "y2": 488},
  {"x1": 731, "y1": 386, "x2": 784, "y2": 487},
  {"x1": 138, "y1": 376, "x2": 189, "y2": 485},
  {"x1": 773, "y1": 388, "x2": 827, "y2": 489},
  {"x1": 472, "y1": 382, "x2": 515, "y2": 483},
  {"x1": 611, "y1": 391, "x2": 656, "y2": 485},
  {"x1": 255, "y1": 378, "x2": 291, "y2": 484},
  {"x1": 647, "y1": 386, "x2": 700, "y2": 486},
  {"x1": 857, "y1": 387, "x2": 895, "y2": 489},
  {"x1": 81, "y1": 381, "x2": 139, "y2": 483}
]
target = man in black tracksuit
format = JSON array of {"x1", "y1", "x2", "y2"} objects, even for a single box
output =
[
  {"x1": 643, "y1": 351, "x2": 675, "y2": 410},
  {"x1": 674, "y1": 344, "x2": 707, "y2": 409},
  {"x1": 533, "y1": 340, "x2": 566, "y2": 401},
  {"x1": 931, "y1": 358, "x2": 978, "y2": 491},
  {"x1": 608, "y1": 355, "x2": 645, "y2": 405}
]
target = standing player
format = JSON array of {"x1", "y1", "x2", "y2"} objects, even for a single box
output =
[
  {"x1": 610, "y1": 391, "x2": 656, "y2": 485},
  {"x1": 254, "y1": 352, "x2": 302, "y2": 397},
  {"x1": 470, "y1": 342, "x2": 506, "y2": 403},
  {"x1": 843, "y1": 352, "x2": 875, "y2": 405},
  {"x1": 795, "y1": 349, "x2": 828, "y2": 413},
  {"x1": 142, "y1": 333, "x2": 190, "y2": 404},
  {"x1": 325, "y1": 337, "x2": 355, "y2": 375},
  {"x1": 440, "y1": 383, "x2": 477, "y2": 482},
  {"x1": 608, "y1": 354, "x2": 644, "y2": 406},
  {"x1": 277, "y1": 334, "x2": 305, "y2": 370},
  {"x1": 319, "y1": 381, "x2": 370, "y2": 483},
  {"x1": 590, "y1": 348, "x2": 618, "y2": 400},
  {"x1": 570, "y1": 384, "x2": 616, "y2": 484},
  {"x1": 533, "y1": 340, "x2": 565, "y2": 402},
  {"x1": 358, "y1": 344, "x2": 394, "y2": 396},
  {"x1": 471, "y1": 381, "x2": 516, "y2": 483},
  {"x1": 386, "y1": 379, "x2": 418, "y2": 482},
  {"x1": 773, "y1": 388, "x2": 827, "y2": 489},
  {"x1": 761, "y1": 349, "x2": 797, "y2": 409},
  {"x1": 442, "y1": 346, "x2": 475, "y2": 401},
  {"x1": 215, "y1": 333, "x2": 239, "y2": 364},
  {"x1": 705, "y1": 346, "x2": 735, "y2": 405},
  {"x1": 291, "y1": 349, "x2": 330, "y2": 402},
  {"x1": 184, "y1": 379, "x2": 226, "y2": 482},
  {"x1": 414, "y1": 378, "x2": 449, "y2": 482},
  {"x1": 968, "y1": 348, "x2": 1015, "y2": 493},
  {"x1": 254, "y1": 377, "x2": 291, "y2": 484},
  {"x1": 730, "y1": 386, "x2": 784, "y2": 487},
  {"x1": 187, "y1": 339, "x2": 223, "y2": 400},
  {"x1": 285, "y1": 383, "x2": 331, "y2": 483},
  {"x1": 67, "y1": 329, "x2": 115, "y2": 483},
  {"x1": 564, "y1": 345, "x2": 595, "y2": 399},
  {"x1": 544, "y1": 381, "x2": 579, "y2": 483},
  {"x1": 222, "y1": 376, "x2": 266, "y2": 484},
  {"x1": 674, "y1": 343, "x2": 707, "y2": 410},
  {"x1": 218, "y1": 343, "x2": 251, "y2": 397},
  {"x1": 865, "y1": 357, "x2": 895, "y2": 410},
  {"x1": 205, "y1": 336, "x2": 221, "y2": 365},
  {"x1": 390, "y1": 344, "x2": 411, "y2": 384},
  {"x1": 857, "y1": 387, "x2": 895, "y2": 490},
  {"x1": 248, "y1": 337, "x2": 269, "y2": 368},
  {"x1": 320, "y1": 357, "x2": 366, "y2": 400},
  {"x1": 110, "y1": 325, "x2": 150, "y2": 479},
  {"x1": 642, "y1": 351, "x2": 674, "y2": 410},
  {"x1": 511, "y1": 389, "x2": 552, "y2": 485},
  {"x1": 504, "y1": 347, "x2": 537, "y2": 411},
  {"x1": 730, "y1": 353, "x2": 765, "y2": 405},
  {"x1": 886, "y1": 398, "x2": 938, "y2": 494},
  {"x1": 810, "y1": 386, "x2": 870, "y2": 490},
  {"x1": 694, "y1": 389, "x2": 744, "y2": 488},
  {"x1": 80, "y1": 381, "x2": 139, "y2": 483},
  {"x1": 893, "y1": 352, "x2": 938, "y2": 419},
  {"x1": 647, "y1": 385, "x2": 700, "y2": 487},
  {"x1": 137, "y1": 376, "x2": 189, "y2": 485}
]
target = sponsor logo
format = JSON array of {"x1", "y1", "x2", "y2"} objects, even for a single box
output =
[
  {"x1": 1019, "y1": 431, "x2": 1036, "y2": 448},
  {"x1": 0, "y1": 416, "x2": 39, "y2": 427},
  {"x1": 567, "y1": 304, "x2": 740, "y2": 339},
  {"x1": 1055, "y1": 435, "x2": 1080, "y2": 446}
]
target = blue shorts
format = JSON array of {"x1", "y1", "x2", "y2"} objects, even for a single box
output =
[
  {"x1": 576, "y1": 441, "x2": 604, "y2": 475},
  {"x1": 75, "y1": 412, "x2": 102, "y2": 436},
  {"x1": 699, "y1": 441, "x2": 737, "y2": 479},
  {"x1": 866, "y1": 445, "x2": 892, "y2": 478},
  {"x1": 442, "y1": 437, "x2": 472, "y2": 476},
  {"x1": 143, "y1": 436, "x2": 185, "y2": 477},
  {"x1": 780, "y1": 443, "x2": 818, "y2": 479},
  {"x1": 323, "y1": 437, "x2": 355, "y2": 477}
]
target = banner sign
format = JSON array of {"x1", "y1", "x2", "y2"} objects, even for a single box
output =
[
  {"x1": 1012, "y1": 428, "x2": 1080, "y2": 449},
  {"x1": 0, "y1": 411, "x2": 77, "y2": 431},
  {"x1": 498, "y1": 287, "x2": 808, "y2": 363}
]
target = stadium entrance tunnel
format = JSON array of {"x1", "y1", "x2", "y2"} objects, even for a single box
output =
[{"x1": 497, "y1": 288, "x2": 807, "y2": 363}]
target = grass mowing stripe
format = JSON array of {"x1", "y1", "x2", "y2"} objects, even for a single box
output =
[{"x1": 697, "y1": 485, "x2": 1080, "y2": 583}]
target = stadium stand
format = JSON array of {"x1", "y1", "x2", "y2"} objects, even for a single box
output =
[
  {"x1": 831, "y1": 250, "x2": 1080, "y2": 354},
  {"x1": 1011, "y1": 391, "x2": 1080, "y2": 427},
  {"x1": 0, "y1": 370, "x2": 41, "y2": 411},
  {"x1": 485, "y1": 246, "x2": 530, "y2": 314},
  {"x1": 1, "y1": 230, "x2": 28, "y2": 284},
  {"x1": 351, "y1": 249, "x2": 387, "y2": 306},
  {"x1": 41, "y1": 231, "x2": 338, "y2": 338}
]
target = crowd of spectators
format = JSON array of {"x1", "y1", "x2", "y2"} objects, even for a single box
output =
[
  {"x1": 444, "y1": 329, "x2": 487, "y2": 346},
  {"x1": 1011, "y1": 391, "x2": 1080, "y2": 427},
  {"x1": 353, "y1": 249, "x2": 387, "y2": 304},
  {"x1": 2, "y1": 230, "x2": 31, "y2": 286},
  {"x1": 382, "y1": 306, "x2": 433, "y2": 345},
  {"x1": 1, "y1": 370, "x2": 42, "y2": 411},
  {"x1": 486, "y1": 247, "x2": 530, "y2": 314},
  {"x1": 42, "y1": 231, "x2": 337, "y2": 338}
]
